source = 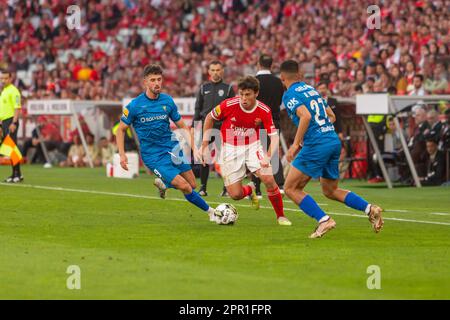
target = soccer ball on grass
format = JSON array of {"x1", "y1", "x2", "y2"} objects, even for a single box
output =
[{"x1": 214, "y1": 203, "x2": 239, "y2": 225}]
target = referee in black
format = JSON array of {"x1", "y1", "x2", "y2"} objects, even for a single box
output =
[
  {"x1": 193, "y1": 60, "x2": 235, "y2": 196},
  {"x1": 252, "y1": 54, "x2": 285, "y2": 197}
]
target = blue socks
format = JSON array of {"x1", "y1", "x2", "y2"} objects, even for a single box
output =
[
  {"x1": 344, "y1": 192, "x2": 370, "y2": 213},
  {"x1": 299, "y1": 195, "x2": 326, "y2": 222},
  {"x1": 184, "y1": 191, "x2": 210, "y2": 212}
]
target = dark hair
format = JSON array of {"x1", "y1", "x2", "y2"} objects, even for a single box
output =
[
  {"x1": 208, "y1": 60, "x2": 224, "y2": 68},
  {"x1": 142, "y1": 64, "x2": 163, "y2": 78},
  {"x1": 259, "y1": 54, "x2": 273, "y2": 69},
  {"x1": 388, "y1": 86, "x2": 397, "y2": 95},
  {"x1": 237, "y1": 76, "x2": 260, "y2": 92},
  {"x1": 414, "y1": 74, "x2": 424, "y2": 82},
  {"x1": 426, "y1": 137, "x2": 438, "y2": 144},
  {"x1": 280, "y1": 60, "x2": 299, "y2": 74}
]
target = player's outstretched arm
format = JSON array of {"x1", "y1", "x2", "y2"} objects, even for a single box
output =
[
  {"x1": 267, "y1": 133, "x2": 279, "y2": 159},
  {"x1": 287, "y1": 105, "x2": 311, "y2": 162},
  {"x1": 115, "y1": 121, "x2": 129, "y2": 170}
]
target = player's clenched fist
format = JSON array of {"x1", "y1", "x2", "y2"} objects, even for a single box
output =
[{"x1": 120, "y1": 153, "x2": 128, "y2": 171}]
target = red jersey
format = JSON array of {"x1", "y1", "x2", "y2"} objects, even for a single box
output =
[{"x1": 210, "y1": 97, "x2": 277, "y2": 146}]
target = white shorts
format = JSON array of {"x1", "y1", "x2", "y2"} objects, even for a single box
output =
[{"x1": 219, "y1": 142, "x2": 272, "y2": 186}]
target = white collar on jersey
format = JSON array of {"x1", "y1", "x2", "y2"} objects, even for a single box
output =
[
  {"x1": 256, "y1": 70, "x2": 271, "y2": 76},
  {"x1": 239, "y1": 101, "x2": 258, "y2": 113}
]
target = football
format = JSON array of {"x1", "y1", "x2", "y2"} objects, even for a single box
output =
[{"x1": 214, "y1": 203, "x2": 239, "y2": 225}]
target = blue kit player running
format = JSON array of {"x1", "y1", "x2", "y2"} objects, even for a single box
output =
[
  {"x1": 116, "y1": 64, "x2": 219, "y2": 223},
  {"x1": 280, "y1": 60, "x2": 384, "y2": 238}
]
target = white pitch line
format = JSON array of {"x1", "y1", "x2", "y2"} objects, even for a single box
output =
[
  {"x1": 430, "y1": 212, "x2": 450, "y2": 216},
  {"x1": 1, "y1": 183, "x2": 450, "y2": 227}
]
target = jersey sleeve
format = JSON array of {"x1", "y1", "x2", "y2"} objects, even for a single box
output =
[
  {"x1": 210, "y1": 100, "x2": 226, "y2": 121},
  {"x1": 168, "y1": 98, "x2": 182, "y2": 122},
  {"x1": 11, "y1": 87, "x2": 21, "y2": 109},
  {"x1": 121, "y1": 102, "x2": 134, "y2": 126}
]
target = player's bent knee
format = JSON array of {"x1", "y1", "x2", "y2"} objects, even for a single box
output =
[
  {"x1": 284, "y1": 185, "x2": 295, "y2": 199},
  {"x1": 227, "y1": 189, "x2": 243, "y2": 200},
  {"x1": 229, "y1": 192, "x2": 243, "y2": 200},
  {"x1": 322, "y1": 187, "x2": 337, "y2": 200},
  {"x1": 172, "y1": 179, "x2": 192, "y2": 194}
]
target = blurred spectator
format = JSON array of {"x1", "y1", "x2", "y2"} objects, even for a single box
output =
[
  {"x1": 408, "y1": 75, "x2": 426, "y2": 96},
  {"x1": 98, "y1": 136, "x2": 117, "y2": 166},
  {"x1": 420, "y1": 138, "x2": 446, "y2": 186},
  {"x1": 407, "y1": 107, "x2": 430, "y2": 178},
  {"x1": 424, "y1": 109, "x2": 443, "y2": 141},
  {"x1": 85, "y1": 133, "x2": 100, "y2": 167},
  {"x1": 440, "y1": 108, "x2": 450, "y2": 151},
  {"x1": 61, "y1": 135, "x2": 85, "y2": 167},
  {"x1": 424, "y1": 62, "x2": 449, "y2": 94}
]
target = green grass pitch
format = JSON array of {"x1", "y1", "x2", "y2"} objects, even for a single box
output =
[{"x1": 0, "y1": 165, "x2": 449, "y2": 299}]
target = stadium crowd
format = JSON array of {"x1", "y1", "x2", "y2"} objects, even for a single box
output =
[
  {"x1": 0, "y1": 0, "x2": 449, "y2": 99},
  {"x1": 0, "y1": 0, "x2": 449, "y2": 184}
]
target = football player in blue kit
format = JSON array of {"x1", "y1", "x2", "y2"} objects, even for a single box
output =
[
  {"x1": 280, "y1": 60, "x2": 384, "y2": 238},
  {"x1": 115, "y1": 64, "x2": 219, "y2": 223}
]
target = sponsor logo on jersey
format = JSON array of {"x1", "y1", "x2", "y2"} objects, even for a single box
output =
[
  {"x1": 228, "y1": 125, "x2": 256, "y2": 137},
  {"x1": 320, "y1": 125, "x2": 335, "y2": 133},
  {"x1": 294, "y1": 84, "x2": 314, "y2": 92},
  {"x1": 140, "y1": 114, "x2": 168, "y2": 122},
  {"x1": 286, "y1": 97, "x2": 299, "y2": 109}
]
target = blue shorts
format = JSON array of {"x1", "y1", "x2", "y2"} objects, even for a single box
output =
[
  {"x1": 143, "y1": 151, "x2": 191, "y2": 188},
  {"x1": 292, "y1": 140, "x2": 342, "y2": 180}
]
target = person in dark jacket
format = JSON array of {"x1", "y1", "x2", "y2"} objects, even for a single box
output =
[
  {"x1": 420, "y1": 138, "x2": 446, "y2": 186},
  {"x1": 192, "y1": 60, "x2": 235, "y2": 196},
  {"x1": 251, "y1": 54, "x2": 285, "y2": 197}
]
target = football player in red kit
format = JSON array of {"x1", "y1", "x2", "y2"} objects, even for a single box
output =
[{"x1": 201, "y1": 76, "x2": 291, "y2": 226}]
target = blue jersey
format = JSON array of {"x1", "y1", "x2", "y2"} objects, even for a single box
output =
[
  {"x1": 121, "y1": 92, "x2": 182, "y2": 159},
  {"x1": 282, "y1": 82, "x2": 338, "y2": 146}
]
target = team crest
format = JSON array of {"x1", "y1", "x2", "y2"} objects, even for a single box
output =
[
  {"x1": 163, "y1": 106, "x2": 167, "y2": 112},
  {"x1": 218, "y1": 89, "x2": 224, "y2": 97}
]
